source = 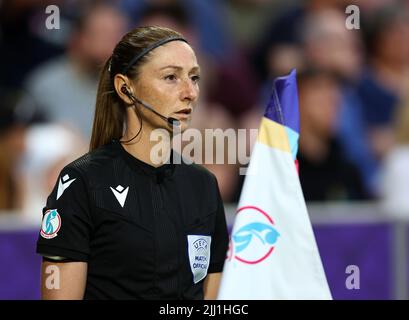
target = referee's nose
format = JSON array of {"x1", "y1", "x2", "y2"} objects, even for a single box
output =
[{"x1": 180, "y1": 77, "x2": 199, "y2": 103}]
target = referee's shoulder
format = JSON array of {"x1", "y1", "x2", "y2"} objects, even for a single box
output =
[
  {"x1": 61, "y1": 142, "x2": 117, "y2": 178},
  {"x1": 179, "y1": 160, "x2": 218, "y2": 185}
]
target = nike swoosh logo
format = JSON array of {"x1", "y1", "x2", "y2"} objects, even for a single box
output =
[
  {"x1": 110, "y1": 185, "x2": 129, "y2": 208},
  {"x1": 56, "y1": 174, "x2": 76, "y2": 200}
]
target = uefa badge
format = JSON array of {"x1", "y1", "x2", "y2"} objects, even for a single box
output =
[
  {"x1": 40, "y1": 209, "x2": 61, "y2": 239},
  {"x1": 187, "y1": 235, "x2": 211, "y2": 284}
]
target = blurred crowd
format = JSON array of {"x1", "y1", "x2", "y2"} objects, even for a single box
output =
[{"x1": 1, "y1": 0, "x2": 409, "y2": 222}]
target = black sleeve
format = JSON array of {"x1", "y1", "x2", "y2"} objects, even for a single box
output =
[
  {"x1": 36, "y1": 166, "x2": 93, "y2": 262},
  {"x1": 208, "y1": 176, "x2": 229, "y2": 273}
]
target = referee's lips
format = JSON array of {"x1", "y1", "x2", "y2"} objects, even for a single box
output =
[{"x1": 174, "y1": 108, "x2": 192, "y2": 120}]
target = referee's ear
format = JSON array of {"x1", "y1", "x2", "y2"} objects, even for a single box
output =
[{"x1": 114, "y1": 74, "x2": 133, "y2": 105}]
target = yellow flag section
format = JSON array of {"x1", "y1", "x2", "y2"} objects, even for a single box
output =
[
  {"x1": 218, "y1": 72, "x2": 332, "y2": 300},
  {"x1": 258, "y1": 117, "x2": 291, "y2": 153}
]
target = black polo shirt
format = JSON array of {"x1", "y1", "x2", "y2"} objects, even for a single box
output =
[{"x1": 36, "y1": 140, "x2": 229, "y2": 300}]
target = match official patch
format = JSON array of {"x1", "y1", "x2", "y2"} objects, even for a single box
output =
[{"x1": 187, "y1": 235, "x2": 211, "y2": 283}]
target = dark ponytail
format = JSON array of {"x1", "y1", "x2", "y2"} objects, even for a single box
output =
[
  {"x1": 89, "y1": 59, "x2": 124, "y2": 151},
  {"x1": 89, "y1": 26, "x2": 184, "y2": 152}
]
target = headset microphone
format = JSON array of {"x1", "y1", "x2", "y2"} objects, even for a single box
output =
[{"x1": 120, "y1": 85, "x2": 180, "y2": 128}]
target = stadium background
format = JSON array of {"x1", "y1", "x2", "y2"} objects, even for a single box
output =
[{"x1": 1, "y1": 0, "x2": 409, "y2": 299}]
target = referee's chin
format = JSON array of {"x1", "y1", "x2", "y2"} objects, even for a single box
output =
[
  {"x1": 167, "y1": 118, "x2": 191, "y2": 135},
  {"x1": 178, "y1": 118, "x2": 191, "y2": 133}
]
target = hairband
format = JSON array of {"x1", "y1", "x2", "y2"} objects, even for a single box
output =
[{"x1": 120, "y1": 36, "x2": 188, "y2": 75}]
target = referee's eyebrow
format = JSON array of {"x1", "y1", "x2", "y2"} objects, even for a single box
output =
[{"x1": 160, "y1": 65, "x2": 201, "y2": 73}]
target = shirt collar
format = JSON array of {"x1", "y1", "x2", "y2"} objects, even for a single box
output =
[{"x1": 114, "y1": 140, "x2": 176, "y2": 182}]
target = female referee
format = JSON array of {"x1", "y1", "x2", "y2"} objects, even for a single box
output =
[{"x1": 36, "y1": 26, "x2": 229, "y2": 300}]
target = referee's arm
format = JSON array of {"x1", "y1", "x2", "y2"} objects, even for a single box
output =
[
  {"x1": 41, "y1": 260, "x2": 87, "y2": 300},
  {"x1": 203, "y1": 272, "x2": 222, "y2": 300},
  {"x1": 203, "y1": 175, "x2": 229, "y2": 300}
]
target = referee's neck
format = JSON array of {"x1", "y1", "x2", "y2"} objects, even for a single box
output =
[{"x1": 121, "y1": 127, "x2": 172, "y2": 167}]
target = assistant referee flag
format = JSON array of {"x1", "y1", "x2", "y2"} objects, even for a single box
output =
[{"x1": 218, "y1": 70, "x2": 332, "y2": 299}]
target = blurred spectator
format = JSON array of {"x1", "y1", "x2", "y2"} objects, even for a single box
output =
[
  {"x1": 120, "y1": 0, "x2": 232, "y2": 62},
  {"x1": 300, "y1": 8, "x2": 379, "y2": 196},
  {"x1": 0, "y1": 0, "x2": 64, "y2": 89},
  {"x1": 252, "y1": 0, "x2": 344, "y2": 82},
  {"x1": 336, "y1": 86, "x2": 380, "y2": 196},
  {"x1": 358, "y1": 0, "x2": 399, "y2": 14},
  {"x1": 222, "y1": 0, "x2": 288, "y2": 51},
  {"x1": 256, "y1": 5, "x2": 377, "y2": 196},
  {"x1": 206, "y1": 53, "x2": 259, "y2": 121},
  {"x1": 301, "y1": 8, "x2": 363, "y2": 81},
  {"x1": 24, "y1": 2, "x2": 127, "y2": 139},
  {"x1": 381, "y1": 102, "x2": 409, "y2": 218},
  {"x1": 357, "y1": 4, "x2": 409, "y2": 160},
  {"x1": 20, "y1": 124, "x2": 87, "y2": 223},
  {"x1": 190, "y1": 104, "x2": 241, "y2": 202},
  {"x1": 297, "y1": 69, "x2": 368, "y2": 201},
  {"x1": 256, "y1": 5, "x2": 363, "y2": 106},
  {"x1": 0, "y1": 92, "x2": 37, "y2": 211},
  {"x1": 137, "y1": 2, "x2": 196, "y2": 41}
]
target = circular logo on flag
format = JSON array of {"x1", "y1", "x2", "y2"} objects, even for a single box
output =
[
  {"x1": 228, "y1": 206, "x2": 280, "y2": 264},
  {"x1": 40, "y1": 209, "x2": 61, "y2": 239}
]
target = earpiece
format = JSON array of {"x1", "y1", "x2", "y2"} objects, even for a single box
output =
[{"x1": 121, "y1": 84, "x2": 130, "y2": 96}]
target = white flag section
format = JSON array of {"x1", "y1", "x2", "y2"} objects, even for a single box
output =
[{"x1": 218, "y1": 70, "x2": 332, "y2": 300}]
